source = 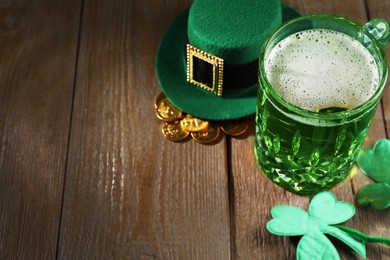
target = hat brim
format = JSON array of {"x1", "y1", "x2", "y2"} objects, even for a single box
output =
[{"x1": 155, "y1": 4, "x2": 300, "y2": 120}]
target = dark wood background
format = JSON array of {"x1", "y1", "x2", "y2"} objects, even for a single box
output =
[{"x1": 0, "y1": 0, "x2": 389, "y2": 259}]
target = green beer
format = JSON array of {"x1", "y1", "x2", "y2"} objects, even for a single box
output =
[{"x1": 255, "y1": 16, "x2": 389, "y2": 195}]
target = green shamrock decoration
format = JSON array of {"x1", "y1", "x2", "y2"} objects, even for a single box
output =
[
  {"x1": 267, "y1": 191, "x2": 390, "y2": 259},
  {"x1": 356, "y1": 139, "x2": 390, "y2": 210}
]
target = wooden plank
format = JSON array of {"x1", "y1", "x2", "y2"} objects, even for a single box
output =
[
  {"x1": 58, "y1": 0, "x2": 231, "y2": 258},
  {"x1": 350, "y1": 1, "x2": 390, "y2": 258},
  {"x1": 367, "y1": 0, "x2": 390, "y2": 137},
  {"x1": 0, "y1": 0, "x2": 81, "y2": 259},
  {"x1": 287, "y1": 0, "x2": 368, "y2": 23},
  {"x1": 229, "y1": 0, "x2": 389, "y2": 259}
]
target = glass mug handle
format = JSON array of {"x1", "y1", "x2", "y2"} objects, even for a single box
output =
[{"x1": 362, "y1": 18, "x2": 390, "y2": 48}]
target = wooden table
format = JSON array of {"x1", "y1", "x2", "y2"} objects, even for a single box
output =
[{"x1": 0, "y1": 0, "x2": 389, "y2": 259}]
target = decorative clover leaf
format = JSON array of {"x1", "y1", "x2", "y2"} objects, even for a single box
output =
[
  {"x1": 267, "y1": 192, "x2": 366, "y2": 260},
  {"x1": 309, "y1": 191, "x2": 355, "y2": 224},
  {"x1": 356, "y1": 139, "x2": 390, "y2": 210},
  {"x1": 296, "y1": 233, "x2": 339, "y2": 260},
  {"x1": 357, "y1": 139, "x2": 390, "y2": 183},
  {"x1": 356, "y1": 183, "x2": 390, "y2": 210}
]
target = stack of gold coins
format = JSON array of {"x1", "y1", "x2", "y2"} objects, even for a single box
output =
[{"x1": 154, "y1": 92, "x2": 249, "y2": 144}]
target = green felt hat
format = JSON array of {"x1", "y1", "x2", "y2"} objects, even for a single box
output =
[{"x1": 156, "y1": 0, "x2": 299, "y2": 120}]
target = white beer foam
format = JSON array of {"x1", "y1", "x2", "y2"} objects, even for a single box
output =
[{"x1": 265, "y1": 29, "x2": 379, "y2": 111}]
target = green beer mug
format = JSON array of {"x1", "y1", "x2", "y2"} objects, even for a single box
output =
[{"x1": 255, "y1": 15, "x2": 390, "y2": 195}]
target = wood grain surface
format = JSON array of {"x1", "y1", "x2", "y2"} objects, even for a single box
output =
[
  {"x1": 0, "y1": 0, "x2": 389, "y2": 259},
  {"x1": 0, "y1": 0, "x2": 81, "y2": 259},
  {"x1": 58, "y1": 0, "x2": 230, "y2": 258}
]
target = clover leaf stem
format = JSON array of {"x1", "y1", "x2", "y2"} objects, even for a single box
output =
[{"x1": 334, "y1": 225, "x2": 390, "y2": 246}]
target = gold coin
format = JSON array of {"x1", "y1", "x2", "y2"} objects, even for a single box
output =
[
  {"x1": 154, "y1": 92, "x2": 166, "y2": 109},
  {"x1": 161, "y1": 122, "x2": 189, "y2": 142},
  {"x1": 191, "y1": 124, "x2": 221, "y2": 144},
  {"x1": 180, "y1": 115, "x2": 209, "y2": 132},
  {"x1": 156, "y1": 98, "x2": 183, "y2": 122},
  {"x1": 220, "y1": 118, "x2": 249, "y2": 137}
]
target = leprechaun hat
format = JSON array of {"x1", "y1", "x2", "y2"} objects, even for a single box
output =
[{"x1": 155, "y1": 0, "x2": 299, "y2": 120}]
